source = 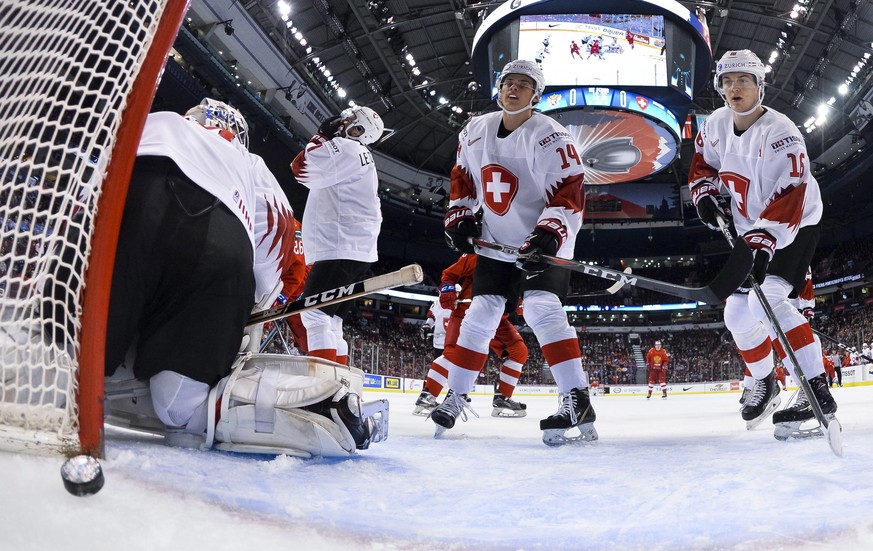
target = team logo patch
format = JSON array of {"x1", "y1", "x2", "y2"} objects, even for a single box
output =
[{"x1": 481, "y1": 164, "x2": 518, "y2": 216}]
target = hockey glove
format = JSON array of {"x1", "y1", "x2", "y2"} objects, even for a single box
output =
[
  {"x1": 691, "y1": 181, "x2": 732, "y2": 231},
  {"x1": 318, "y1": 116, "x2": 344, "y2": 138},
  {"x1": 517, "y1": 221, "x2": 566, "y2": 274},
  {"x1": 439, "y1": 283, "x2": 458, "y2": 310},
  {"x1": 444, "y1": 207, "x2": 480, "y2": 253},
  {"x1": 419, "y1": 324, "x2": 434, "y2": 341},
  {"x1": 743, "y1": 229, "x2": 776, "y2": 284}
]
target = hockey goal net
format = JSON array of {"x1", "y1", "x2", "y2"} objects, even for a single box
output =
[{"x1": 0, "y1": 0, "x2": 189, "y2": 456}]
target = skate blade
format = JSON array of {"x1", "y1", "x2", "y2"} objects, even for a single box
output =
[
  {"x1": 744, "y1": 396, "x2": 781, "y2": 430},
  {"x1": 827, "y1": 417, "x2": 843, "y2": 458},
  {"x1": 773, "y1": 420, "x2": 825, "y2": 441},
  {"x1": 491, "y1": 408, "x2": 527, "y2": 418},
  {"x1": 412, "y1": 406, "x2": 433, "y2": 416},
  {"x1": 433, "y1": 424, "x2": 448, "y2": 439},
  {"x1": 542, "y1": 423, "x2": 599, "y2": 447}
]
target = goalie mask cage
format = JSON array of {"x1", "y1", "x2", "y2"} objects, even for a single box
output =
[{"x1": 0, "y1": 0, "x2": 189, "y2": 457}]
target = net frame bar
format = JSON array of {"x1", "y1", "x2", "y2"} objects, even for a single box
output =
[
  {"x1": 0, "y1": 0, "x2": 191, "y2": 457},
  {"x1": 77, "y1": 0, "x2": 191, "y2": 457}
]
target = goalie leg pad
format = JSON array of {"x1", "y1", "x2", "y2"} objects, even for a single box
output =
[{"x1": 207, "y1": 354, "x2": 387, "y2": 457}]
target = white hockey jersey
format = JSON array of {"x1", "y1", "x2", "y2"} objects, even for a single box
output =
[
  {"x1": 450, "y1": 111, "x2": 585, "y2": 263},
  {"x1": 291, "y1": 134, "x2": 381, "y2": 264},
  {"x1": 138, "y1": 112, "x2": 296, "y2": 304},
  {"x1": 689, "y1": 107, "x2": 822, "y2": 249}
]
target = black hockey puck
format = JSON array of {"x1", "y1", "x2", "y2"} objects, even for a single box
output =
[{"x1": 60, "y1": 455, "x2": 105, "y2": 496}]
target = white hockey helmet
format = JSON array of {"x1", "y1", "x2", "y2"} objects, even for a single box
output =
[
  {"x1": 185, "y1": 98, "x2": 249, "y2": 149},
  {"x1": 340, "y1": 106, "x2": 385, "y2": 145},
  {"x1": 713, "y1": 49, "x2": 766, "y2": 114},
  {"x1": 655, "y1": 340, "x2": 662, "y2": 346},
  {"x1": 496, "y1": 59, "x2": 546, "y2": 114}
]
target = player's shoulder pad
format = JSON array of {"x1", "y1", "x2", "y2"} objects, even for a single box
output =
[
  {"x1": 762, "y1": 110, "x2": 806, "y2": 155},
  {"x1": 533, "y1": 115, "x2": 574, "y2": 151}
]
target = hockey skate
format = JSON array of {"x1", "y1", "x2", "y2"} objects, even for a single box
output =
[
  {"x1": 491, "y1": 393, "x2": 527, "y2": 418},
  {"x1": 540, "y1": 387, "x2": 598, "y2": 446},
  {"x1": 412, "y1": 391, "x2": 438, "y2": 416},
  {"x1": 773, "y1": 375, "x2": 838, "y2": 442},
  {"x1": 103, "y1": 366, "x2": 166, "y2": 435},
  {"x1": 428, "y1": 389, "x2": 478, "y2": 438},
  {"x1": 738, "y1": 386, "x2": 752, "y2": 407},
  {"x1": 741, "y1": 372, "x2": 781, "y2": 430}
]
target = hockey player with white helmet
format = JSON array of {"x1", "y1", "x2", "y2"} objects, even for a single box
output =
[
  {"x1": 291, "y1": 105, "x2": 385, "y2": 365},
  {"x1": 688, "y1": 50, "x2": 837, "y2": 439},
  {"x1": 102, "y1": 98, "x2": 386, "y2": 458},
  {"x1": 430, "y1": 59, "x2": 596, "y2": 445}
]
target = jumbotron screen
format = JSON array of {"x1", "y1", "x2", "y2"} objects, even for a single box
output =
[{"x1": 517, "y1": 14, "x2": 667, "y2": 88}]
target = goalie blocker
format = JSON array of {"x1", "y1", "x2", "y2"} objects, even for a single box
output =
[{"x1": 106, "y1": 354, "x2": 388, "y2": 459}]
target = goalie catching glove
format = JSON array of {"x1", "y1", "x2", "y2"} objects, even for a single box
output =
[
  {"x1": 517, "y1": 220, "x2": 566, "y2": 274},
  {"x1": 691, "y1": 181, "x2": 732, "y2": 231},
  {"x1": 444, "y1": 207, "x2": 480, "y2": 254}
]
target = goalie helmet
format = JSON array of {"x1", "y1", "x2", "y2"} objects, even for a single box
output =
[
  {"x1": 339, "y1": 106, "x2": 385, "y2": 145},
  {"x1": 713, "y1": 50, "x2": 766, "y2": 114},
  {"x1": 185, "y1": 98, "x2": 250, "y2": 149},
  {"x1": 496, "y1": 59, "x2": 545, "y2": 114}
]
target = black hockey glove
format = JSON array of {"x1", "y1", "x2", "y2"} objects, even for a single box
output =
[
  {"x1": 742, "y1": 228, "x2": 776, "y2": 284},
  {"x1": 691, "y1": 181, "x2": 732, "y2": 231},
  {"x1": 317, "y1": 115, "x2": 344, "y2": 138},
  {"x1": 517, "y1": 221, "x2": 566, "y2": 274},
  {"x1": 419, "y1": 324, "x2": 433, "y2": 341},
  {"x1": 444, "y1": 207, "x2": 480, "y2": 254}
]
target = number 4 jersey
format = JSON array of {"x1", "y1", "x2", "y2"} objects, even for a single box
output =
[
  {"x1": 689, "y1": 106, "x2": 822, "y2": 249},
  {"x1": 449, "y1": 111, "x2": 585, "y2": 263}
]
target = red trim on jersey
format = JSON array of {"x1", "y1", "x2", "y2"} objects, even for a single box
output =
[
  {"x1": 688, "y1": 150, "x2": 719, "y2": 185},
  {"x1": 546, "y1": 174, "x2": 585, "y2": 214},
  {"x1": 760, "y1": 182, "x2": 806, "y2": 231},
  {"x1": 290, "y1": 149, "x2": 307, "y2": 179},
  {"x1": 450, "y1": 164, "x2": 477, "y2": 202}
]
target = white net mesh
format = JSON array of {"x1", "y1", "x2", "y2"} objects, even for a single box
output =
[{"x1": 0, "y1": 0, "x2": 173, "y2": 453}]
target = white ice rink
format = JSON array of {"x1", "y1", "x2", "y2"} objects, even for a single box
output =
[{"x1": 2, "y1": 385, "x2": 873, "y2": 550}]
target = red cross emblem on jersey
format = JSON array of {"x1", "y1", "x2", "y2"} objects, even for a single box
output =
[{"x1": 481, "y1": 164, "x2": 518, "y2": 216}]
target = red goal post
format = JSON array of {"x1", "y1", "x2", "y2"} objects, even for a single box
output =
[{"x1": 0, "y1": 0, "x2": 190, "y2": 457}]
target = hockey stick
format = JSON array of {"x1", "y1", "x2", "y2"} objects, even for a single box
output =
[
  {"x1": 812, "y1": 328, "x2": 873, "y2": 363},
  {"x1": 473, "y1": 239, "x2": 752, "y2": 304},
  {"x1": 714, "y1": 215, "x2": 842, "y2": 457},
  {"x1": 568, "y1": 267, "x2": 633, "y2": 298},
  {"x1": 246, "y1": 264, "x2": 424, "y2": 326}
]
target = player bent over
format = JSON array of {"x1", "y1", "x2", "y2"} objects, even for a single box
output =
[
  {"x1": 688, "y1": 50, "x2": 836, "y2": 439},
  {"x1": 428, "y1": 60, "x2": 596, "y2": 446},
  {"x1": 100, "y1": 99, "x2": 386, "y2": 457}
]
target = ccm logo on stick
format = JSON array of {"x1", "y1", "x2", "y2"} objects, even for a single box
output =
[{"x1": 304, "y1": 284, "x2": 356, "y2": 306}]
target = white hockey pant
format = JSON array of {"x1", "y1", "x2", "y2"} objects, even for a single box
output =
[
  {"x1": 205, "y1": 354, "x2": 388, "y2": 458},
  {"x1": 523, "y1": 290, "x2": 588, "y2": 393},
  {"x1": 724, "y1": 277, "x2": 823, "y2": 380}
]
